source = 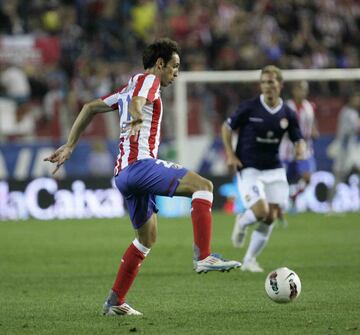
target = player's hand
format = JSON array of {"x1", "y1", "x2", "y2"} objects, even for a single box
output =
[
  {"x1": 122, "y1": 117, "x2": 144, "y2": 139},
  {"x1": 43, "y1": 144, "x2": 73, "y2": 175},
  {"x1": 226, "y1": 154, "x2": 242, "y2": 174}
]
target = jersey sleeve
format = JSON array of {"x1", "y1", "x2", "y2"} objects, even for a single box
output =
[
  {"x1": 288, "y1": 109, "x2": 304, "y2": 142},
  {"x1": 226, "y1": 102, "x2": 250, "y2": 130},
  {"x1": 133, "y1": 74, "x2": 160, "y2": 102},
  {"x1": 101, "y1": 87, "x2": 125, "y2": 110}
]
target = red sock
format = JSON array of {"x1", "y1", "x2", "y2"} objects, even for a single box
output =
[
  {"x1": 191, "y1": 194, "x2": 212, "y2": 260},
  {"x1": 112, "y1": 242, "x2": 146, "y2": 305}
]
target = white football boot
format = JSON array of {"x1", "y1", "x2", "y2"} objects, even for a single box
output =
[
  {"x1": 103, "y1": 290, "x2": 142, "y2": 316},
  {"x1": 103, "y1": 301, "x2": 142, "y2": 316},
  {"x1": 194, "y1": 254, "x2": 241, "y2": 273}
]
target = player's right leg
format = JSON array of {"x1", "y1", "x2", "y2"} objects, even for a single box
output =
[
  {"x1": 232, "y1": 170, "x2": 266, "y2": 248},
  {"x1": 175, "y1": 171, "x2": 241, "y2": 273},
  {"x1": 240, "y1": 199, "x2": 272, "y2": 273},
  {"x1": 103, "y1": 162, "x2": 163, "y2": 316},
  {"x1": 103, "y1": 213, "x2": 157, "y2": 316}
]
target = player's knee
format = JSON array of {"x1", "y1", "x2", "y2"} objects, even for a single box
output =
[
  {"x1": 259, "y1": 209, "x2": 270, "y2": 221},
  {"x1": 253, "y1": 205, "x2": 270, "y2": 221},
  {"x1": 264, "y1": 208, "x2": 278, "y2": 224},
  {"x1": 137, "y1": 221, "x2": 157, "y2": 248},
  {"x1": 189, "y1": 177, "x2": 213, "y2": 194},
  {"x1": 177, "y1": 172, "x2": 213, "y2": 196},
  {"x1": 199, "y1": 178, "x2": 213, "y2": 192},
  {"x1": 138, "y1": 234, "x2": 156, "y2": 248}
]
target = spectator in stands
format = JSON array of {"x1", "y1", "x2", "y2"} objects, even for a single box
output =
[
  {"x1": 0, "y1": 62, "x2": 30, "y2": 104},
  {"x1": 0, "y1": 0, "x2": 358, "y2": 145},
  {"x1": 0, "y1": 1, "x2": 26, "y2": 34},
  {"x1": 0, "y1": 85, "x2": 35, "y2": 141}
]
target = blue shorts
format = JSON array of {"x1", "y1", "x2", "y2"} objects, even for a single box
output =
[
  {"x1": 283, "y1": 156, "x2": 316, "y2": 184},
  {"x1": 115, "y1": 159, "x2": 188, "y2": 229}
]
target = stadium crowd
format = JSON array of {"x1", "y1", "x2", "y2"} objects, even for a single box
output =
[{"x1": 0, "y1": 0, "x2": 359, "y2": 142}]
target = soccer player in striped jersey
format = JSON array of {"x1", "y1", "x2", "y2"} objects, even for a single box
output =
[
  {"x1": 277, "y1": 81, "x2": 319, "y2": 223},
  {"x1": 221, "y1": 65, "x2": 307, "y2": 273},
  {"x1": 279, "y1": 81, "x2": 319, "y2": 191},
  {"x1": 44, "y1": 38, "x2": 240, "y2": 316}
]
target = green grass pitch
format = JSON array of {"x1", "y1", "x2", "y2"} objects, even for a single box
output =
[{"x1": 1, "y1": 212, "x2": 359, "y2": 334}]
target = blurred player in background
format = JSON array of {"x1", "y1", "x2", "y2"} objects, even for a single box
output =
[
  {"x1": 279, "y1": 80, "x2": 319, "y2": 218},
  {"x1": 327, "y1": 91, "x2": 360, "y2": 204},
  {"x1": 221, "y1": 65, "x2": 306, "y2": 272},
  {"x1": 44, "y1": 38, "x2": 240, "y2": 316}
]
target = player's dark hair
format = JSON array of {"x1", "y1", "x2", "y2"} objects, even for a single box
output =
[{"x1": 143, "y1": 38, "x2": 180, "y2": 70}]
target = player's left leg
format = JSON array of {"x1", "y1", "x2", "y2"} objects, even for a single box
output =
[
  {"x1": 175, "y1": 171, "x2": 213, "y2": 261},
  {"x1": 242, "y1": 204, "x2": 278, "y2": 272},
  {"x1": 175, "y1": 171, "x2": 241, "y2": 273}
]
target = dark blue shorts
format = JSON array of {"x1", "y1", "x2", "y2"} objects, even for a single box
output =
[
  {"x1": 283, "y1": 156, "x2": 316, "y2": 184},
  {"x1": 115, "y1": 159, "x2": 188, "y2": 229}
]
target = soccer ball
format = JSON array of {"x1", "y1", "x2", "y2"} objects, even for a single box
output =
[{"x1": 264, "y1": 267, "x2": 301, "y2": 303}]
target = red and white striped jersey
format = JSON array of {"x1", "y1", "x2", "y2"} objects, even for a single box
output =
[
  {"x1": 279, "y1": 99, "x2": 316, "y2": 161},
  {"x1": 101, "y1": 73, "x2": 162, "y2": 174}
]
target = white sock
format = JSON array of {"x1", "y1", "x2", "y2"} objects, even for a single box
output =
[
  {"x1": 192, "y1": 190, "x2": 213, "y2": 203},
  {"x1": 243, "y1": 222, "x2": 274, "y2": 263},
  {"x1": 236, "y1": 209, "x2": 257, "y2": 228},
  {"x1": 133, "y1": 238, "x2": 151, "y2": 256}
]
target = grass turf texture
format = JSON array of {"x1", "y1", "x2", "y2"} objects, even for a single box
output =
[{"x1": 1, "y1": 212, "x2": 359, "y2": 335}]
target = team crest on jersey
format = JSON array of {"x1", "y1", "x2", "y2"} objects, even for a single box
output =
[
  {"x1": 280, "y1": 118, "x2": 288, "y2": 129},
  {"x1": 245, "y1": 194, "x2": 251, "y2": 202}
]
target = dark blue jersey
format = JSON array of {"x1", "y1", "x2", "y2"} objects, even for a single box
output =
[{"x1": 227, "y1": 95, "x2": 303, "y2": 170}]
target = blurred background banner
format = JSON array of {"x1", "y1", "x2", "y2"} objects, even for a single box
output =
[
  {"x1": 0, "y1": 35, "x2": 60, "y2": 65},
  {"x1": 0, "y1": 177, "x2": 125, "y2": 221},
  {"x1": 0, "y1": 0, "x2": 359, "y2": 219},
  {"x1": 2, "y1": 171, "x2": 359, "y2": 221}
]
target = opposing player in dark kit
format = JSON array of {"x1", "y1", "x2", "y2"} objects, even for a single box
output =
[{"x1": 222, "y1": 65, "x2": 306, "y2": 272}]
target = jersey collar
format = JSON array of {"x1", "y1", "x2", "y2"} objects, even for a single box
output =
[{"x1": 260, "y1": 94, "x2": 283, "y2": 114}]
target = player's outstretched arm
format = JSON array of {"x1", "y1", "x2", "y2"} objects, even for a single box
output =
[
  {"x1": 44, "y1": 98, "x2": 113, "y2": 175},
  {"x1": 221, "y1": 122, "x2": 243, "y2": 173}
]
